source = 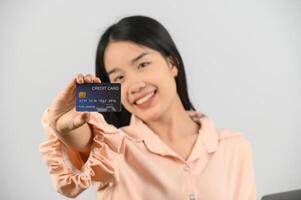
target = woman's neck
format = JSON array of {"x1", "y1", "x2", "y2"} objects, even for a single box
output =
[{"x1": 145, "y1": 96, "x2": 200, "y2": 144}]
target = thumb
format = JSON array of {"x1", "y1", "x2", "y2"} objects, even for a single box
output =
[{"x1": 72, "y1": 112, "x2": 90, "y2": 129}]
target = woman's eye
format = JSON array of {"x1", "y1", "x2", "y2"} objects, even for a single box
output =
[
  {"x1": 114, "y1": 76, "x2": 123, "y2": 82},
  {"x1": 138, "y1": 62, "x2": 150, "y2": 69}
]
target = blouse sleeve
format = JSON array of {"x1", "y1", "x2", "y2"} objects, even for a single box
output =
[
  {"x1": 234, "y1": 138, "x2": 257, "y2": 200},
  {"x1": 38, "y1": 107, "x2": 125, "y2": 198}
]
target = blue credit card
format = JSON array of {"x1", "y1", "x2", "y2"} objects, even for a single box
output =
[{"x1": 76, "y1": 83, "x2": 121, "y2": 112}]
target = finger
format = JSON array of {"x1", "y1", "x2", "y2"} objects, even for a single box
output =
[
  {"x1": 92, "y1": 76, "x2": 101, "y2": 83},
  {"x1": 76, "y1": 73, "x2": 84, "y2": 84},
  {"x1": 84, "y1": 74, "x2": 93, "y2": 83},
  {"x1": 61, "y1": 77, "x2": 76, "y2": 95}
]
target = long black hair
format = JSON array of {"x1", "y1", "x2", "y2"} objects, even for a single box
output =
[{"x1": 95, "y1": 15, "x2": 197, "y2": 128}]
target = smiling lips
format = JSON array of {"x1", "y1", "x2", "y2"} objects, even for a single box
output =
[
  {"x1": 135, "y1": 90, "x2": 156, "y2": 104},
  {"x1": 132, "y1": 89, "x2": 156, "y2": 104},
  {"x1": 133, "y1": 89, "x2": 157, "y2": 109}
]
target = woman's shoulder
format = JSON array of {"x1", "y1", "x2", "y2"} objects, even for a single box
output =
[
  {"x1": 216, "y1": 128, "x2": 253, "y2": 154},
  {"x1": 217, "y1": 128, "x2": 244, "y2": 139}
]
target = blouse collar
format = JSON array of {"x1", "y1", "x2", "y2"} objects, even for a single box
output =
[{"x1": 123, "y1": 110, "x2": 219, "y2": 162}]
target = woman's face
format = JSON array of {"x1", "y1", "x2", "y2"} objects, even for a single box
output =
[{"x1": 104, "y1": 40, "x2": 178, "y2": 121}]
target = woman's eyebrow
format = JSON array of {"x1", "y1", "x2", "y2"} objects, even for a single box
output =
[
  {"x1": 108, "y1": 52, "x2": 151, "y2": 76},
  {"x1": 130, "y1": 52, "x2": 151, "y2": 64},
  {"x1": 108, "y1": 68, "x2": 119, "y2": 76}
]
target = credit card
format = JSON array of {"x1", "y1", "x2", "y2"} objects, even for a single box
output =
[{"x1": 76, "y1": 82, "x2": 121, "y2": 112}]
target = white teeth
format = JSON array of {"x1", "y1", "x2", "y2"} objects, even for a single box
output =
[{"x1": 136, "y1": 91, "x2": 155, "y2": 105}]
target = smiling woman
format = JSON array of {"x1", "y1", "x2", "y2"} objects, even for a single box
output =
[
  {"x1": 95, "y1": 15, "x2": 195, "y2": 128},
  {"x1": 39, "y1": 15, "x2": 257, "y2": 200}
]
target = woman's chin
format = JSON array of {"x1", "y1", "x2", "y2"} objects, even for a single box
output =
[{"x1": 134, "y1": 107, "x2": 162, "y2": 122}]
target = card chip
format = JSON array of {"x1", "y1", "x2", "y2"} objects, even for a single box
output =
[{"x1": 79, "y1": 91, "x2": 87, "y2": 98}]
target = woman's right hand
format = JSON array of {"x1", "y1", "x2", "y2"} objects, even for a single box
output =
[{"x1": 48, "y1": 73, "x2": 101, "y2": 134}]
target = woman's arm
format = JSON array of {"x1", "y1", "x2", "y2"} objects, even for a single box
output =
[
  {"x1": 39, "y1": 107, "x2": 123, "y2": 198},
  {"x1": 55, "y1": 120, "x2": 93, "y2": 163}
]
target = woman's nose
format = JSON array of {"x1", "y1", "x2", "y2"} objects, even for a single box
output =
[{"x1": 130, "y1": 82, "x2": 147, "y2": 94}]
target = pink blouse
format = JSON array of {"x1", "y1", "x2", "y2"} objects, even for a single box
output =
[{"x1": 39, "y1": 108, "x2": 257, "y2": 200}]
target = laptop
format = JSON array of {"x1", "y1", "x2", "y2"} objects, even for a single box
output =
[{"x1": 261, "y1": 189, "x2": 301, "y2": 200}]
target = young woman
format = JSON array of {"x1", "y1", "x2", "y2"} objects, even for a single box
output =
[{"x1": 39, "y1": 16, "x2": 257, "y2": 200}]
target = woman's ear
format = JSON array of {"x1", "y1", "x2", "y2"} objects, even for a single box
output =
[
  {"x1": 167, "y1": 56, "x2": 178, "y2": 77},
  {"x1": 172, "y1": 66, "x2": 178, "y2": 77}
]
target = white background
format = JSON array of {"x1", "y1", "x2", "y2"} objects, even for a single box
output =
[{"x1": 1, "y1": 0, "x2": 300, "y2": 199}]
